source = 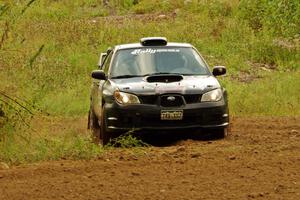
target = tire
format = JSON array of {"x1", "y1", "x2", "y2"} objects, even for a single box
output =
[
  {"x1": 212, "y1": 127, "x2": 228, "y2": 139},
  {"x1": 89, "y1": 109, "x2": 100, "y2": 144},
  {"x1": 99, "y1": 105, "x2": 113, "y2": 146}
]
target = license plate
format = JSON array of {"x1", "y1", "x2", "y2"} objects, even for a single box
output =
[{"x1": 161, "y1": 110, "x2": 183, "y2": 120}]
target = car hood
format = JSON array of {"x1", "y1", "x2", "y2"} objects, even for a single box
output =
[{"x1": 110, "y1": 75, "x2": 221, "y2": 95}]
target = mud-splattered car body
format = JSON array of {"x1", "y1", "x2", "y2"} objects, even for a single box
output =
[{"x1": 89, "y1": 37, "x2": 229, "y2": 145}]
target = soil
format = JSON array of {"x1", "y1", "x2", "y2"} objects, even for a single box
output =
[{"x1": 0, "y1": 117, "x2": 299, "y2": 200}]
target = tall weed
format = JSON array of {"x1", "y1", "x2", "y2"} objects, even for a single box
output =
[{"x1": 239, "y1": 0, "x2": 300, "y2": 37}]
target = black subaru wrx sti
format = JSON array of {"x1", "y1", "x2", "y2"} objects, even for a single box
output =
[{"x1": 88, "y1": 37, "x2": 229, "y2": 145}]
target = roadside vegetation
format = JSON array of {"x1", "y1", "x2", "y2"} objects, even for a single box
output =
[{"x1": 0, "y1": 0, "x2": 299, "y2": 164}]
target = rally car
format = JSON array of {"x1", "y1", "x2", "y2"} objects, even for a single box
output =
[{"x1": 88, "y1": 37, "x2": 229, "y2": 145}]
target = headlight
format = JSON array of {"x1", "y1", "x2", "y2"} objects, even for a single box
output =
[
  {"x1": 114, "y1": 90, "x2": 140, "y2": 105},
  {"x1": 201, "y1": 89, "x2": 223, "y2": 102}
]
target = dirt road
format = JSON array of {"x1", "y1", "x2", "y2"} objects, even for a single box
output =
[{"x1": 0, "y1": 117, "x2": 299, "y2": 200}]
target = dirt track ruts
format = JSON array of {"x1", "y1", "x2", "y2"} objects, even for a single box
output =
[{"x1": 0, "y1": 117, "x2": 299, "y2": 200}]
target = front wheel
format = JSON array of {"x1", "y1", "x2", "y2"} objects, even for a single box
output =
[
  {"x1": 99, "y1": 105, "x2": 113, "y2": 146},
  {"x1": 89, "y1": 109, "x2": 100, "y2": 144},
  {"x1": 212, "y1": 127, "x2": 229, "y2": 139}
]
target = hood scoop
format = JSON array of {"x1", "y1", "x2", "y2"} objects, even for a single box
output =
[{"x1": 146, "y1": 74, "x2": 183, "y2": 83}]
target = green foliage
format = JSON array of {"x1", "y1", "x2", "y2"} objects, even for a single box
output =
[
  {"x1": 239, "y1": 0, "x2": 300, "y2": 37},
  {"x1": 0, "y1": 91, "x2": 37, "y2": 145},
  {"x1": 247, "y1": 32, "x2": 300, "y2": 70},
  {"x1": 132, "y1": 0, "x2": 183, "y2": 14},
  {"x1": 1, "y1": 0, "x2": 299, "y2": 116},
  {"x1": 109, "y1": 131, "x2": 148, "y2": 148},
  {"x1": 0, "y1": 130, "x2": 103, "y2": 164},
  {"x1": 224, "y1": 72, "x2": 300, "y2": 116}
]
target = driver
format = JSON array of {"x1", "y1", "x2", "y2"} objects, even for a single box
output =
[{"x1": 156, "y1": 52, "x2": 187, "y2": 73}]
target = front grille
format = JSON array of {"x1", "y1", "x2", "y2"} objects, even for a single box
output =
[
  {"x1": 139, "y1": 95, "x2": 158, "y2": 104},
  {"x1": 139, "y1": 94, "x2": 201, "y2": 105},
  {"x1": 184, "y1": 94, "x2": 201, "y2": 104},
  {"x1": 160, "y1": 95, "x2": 184, "y2": 107}
]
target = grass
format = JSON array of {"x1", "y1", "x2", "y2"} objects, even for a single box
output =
[
  {"x1": 0, "y1": 0, "x2": 299, "y2": 164},
  {"x1": 109, "y1": 131, "x2": 149, "y2": 148},
  {"x1": 0, "y1": 116, "x2": 103, "y2": 164},
  {"x1": 223, "y1": 71, "x2": 300, "y2": 116},
  {"x1": 0, "y1": 132, "x2": 102, "y2": 164}
]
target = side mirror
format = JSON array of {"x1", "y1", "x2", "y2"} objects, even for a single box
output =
[
  {"x1": 98, "y1": 53, "x2": 107, "y2": 68},
  {"x1": 91, "y1": 70, "x2": 106, "y2": 80},
  {"x1": 212, "y1": 66, "x2": 226, "y2": 76}
]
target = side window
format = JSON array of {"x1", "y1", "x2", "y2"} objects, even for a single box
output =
[{"x1": 103, "y1": 51, "x2": 113, "y2": 74}]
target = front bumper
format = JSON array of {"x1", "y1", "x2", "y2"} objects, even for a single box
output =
[{"x1": 104, "y1": 99, "x2": 229, "y2": 132}]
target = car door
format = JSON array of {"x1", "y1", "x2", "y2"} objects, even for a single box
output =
[{"x1": 91, "y1": 50, "x2": 113, "y2": 119}]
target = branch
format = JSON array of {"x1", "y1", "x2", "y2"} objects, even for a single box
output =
[
  {"x1": 0, "y1": 98, "x2": 31, "y2": 128},
  {"x1": 0, "y1": 91, "x2": 34, "y2": 115},
  {"x1": 29, "y1": 44, "x2": 44, "y2": 68},
  {"x1": 0, "y1": 91, "x2": 50, "y2": 116},
  {"x1": 0, "y1": 99, "x2": 31, "y2": 143},
  {"x1": 21, "y1": 0, "x2": 38, "y2": 15},
  {"x1": 0, "y1": 4, "x2": 9, "y2": 17},
  {"x1": 0, "y1": 21, "x2": 9, "y2": 50}
]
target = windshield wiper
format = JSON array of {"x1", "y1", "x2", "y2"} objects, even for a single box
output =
[
  {"x1": 143, "y1": 72, "x2": 180, "y2": 76},
  {"x1": 111, "y1": 75, "x2": 142, "y2": 79},
  {"x1": 180, "y1": 73, "x2": 196, "y2": 76},
  {"x1": 111, "y1": 73, "x2": 189, "y2": 79}
]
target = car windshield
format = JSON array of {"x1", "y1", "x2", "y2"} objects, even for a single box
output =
[{"x1": 110, "y1": 47, "x2": 210, "y2": 78}]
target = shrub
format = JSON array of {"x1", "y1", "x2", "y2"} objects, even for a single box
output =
[
  {"x1": 239, "y1": 0, "x2": 300, "y2": 37},
  {"x1": 109, "y1": 131, "x2": 149, "y2": 148}
]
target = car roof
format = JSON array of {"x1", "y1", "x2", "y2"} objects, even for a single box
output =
[{"x1": 114, "y1": 42, "x2": 193, "y2": 51}]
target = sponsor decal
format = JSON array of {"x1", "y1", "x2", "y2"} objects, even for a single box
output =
[{"x1": 131, "y1": 48, "x2": 180, "y2": 55}]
